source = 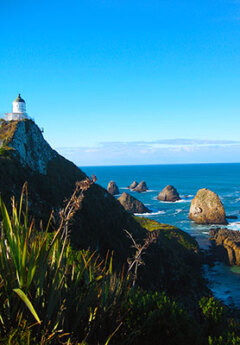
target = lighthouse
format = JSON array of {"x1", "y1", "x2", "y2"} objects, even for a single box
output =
[{"x1": 5, "y1": 94, "x2": 29, "y2": 121}]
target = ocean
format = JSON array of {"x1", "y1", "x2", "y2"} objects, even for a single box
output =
[{"x1": 83, "y1": 163, "x2": 240, "y2": 306}]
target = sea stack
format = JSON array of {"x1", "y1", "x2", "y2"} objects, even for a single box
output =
[
  {"x1": 128, "y1": 181, "x2": 138, "y2": 189},
  {"x1": 189, "y1": 188, "x2": 227, "y2": 225},
  {"x1": 157, "y1": 185, "x2": 181, "y2": 202},
  {"x1": 107, "y1": 181, "x2": 119, "y2": 195},
  {"x1": 132, "y1": 181, "x2": 148, "y2": 192},
  {"x1": 118, "y1": 192, "x2": 151, "y2": 214}
]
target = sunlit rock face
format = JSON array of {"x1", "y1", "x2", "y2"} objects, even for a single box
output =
[
  {"x1": 118, "y1": 192, "x2": 151, "y2": 214},
  {"x1": 189, "y1": 188, "x2": 227, "y2": 225},
  {"x1": 107, "y1": 180, "x2": 119, "y2": 195},
  {"x1": 157, "y1": 185, "x2": 181, "y2": 202},
  {"x1": 8, "y1": 120, "x2": 57, "y2": 174}
]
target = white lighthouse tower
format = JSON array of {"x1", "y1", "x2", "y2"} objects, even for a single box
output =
[{"x1": 5, "y1": 94, "x2": 29, "y2": 121}]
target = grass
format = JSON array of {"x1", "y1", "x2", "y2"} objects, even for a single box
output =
[
  {"x1": 0, "y1": 120, "x2": 19, "y2": 145},
  {"x1": 135, "y1": 216, "x2": 198, "y2": 252}
]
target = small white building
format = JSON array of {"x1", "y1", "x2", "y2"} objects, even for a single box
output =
[{"x1": 5, "y1": 94, "x2": 29, "y2": 121}]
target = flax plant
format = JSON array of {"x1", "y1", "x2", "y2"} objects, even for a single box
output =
[{"x1": 0, "y1": 177, "x2": 127, "y2": 344}]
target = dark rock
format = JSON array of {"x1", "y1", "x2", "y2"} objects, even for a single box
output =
[
  {"x1": 118, "y1": 192, "x2": 151, "y2": 214},
  {"x1": 132, "y1": 181, "x2": 148, "y2": 192},
  {"x1": 189, "y1": 188, "x2": 227, "y2": 225},
  {"x1": 157, "y1": 185, "x2": 181, "y2": 202},
  {"x1": 209, "y1": 228, "x2": 240, "y2": 265},
  {"x1": 107, "y1": 180, "x2": 119, "y2": 195},
  {"x1": 128, "y1": 181, "x2": 138, "y2": 189},
  {"x1": 226, "y1": 215, "x2": 238, "y2": 220}
]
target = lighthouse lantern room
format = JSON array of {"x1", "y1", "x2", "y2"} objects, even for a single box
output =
[{"x1": 5, "y1": 94, "x2": 29, "y2": 121}]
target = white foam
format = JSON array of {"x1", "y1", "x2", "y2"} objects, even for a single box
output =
[
  {"x1": 174, "y1": 209, "x2": 183, "y2": 215},
  {"x1": 134, "y1": 210, "x2": 166, "y2": 216},
  {"x1": 227, "y1": 222, "x2": 240, "y2": 230},
  {"x1": 157, "y1": 199, "x2": 192, "y2": 204}
]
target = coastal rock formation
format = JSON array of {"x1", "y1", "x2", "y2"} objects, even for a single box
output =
[
  {"x1": 0, "y1": 119, "x2": 208, "y2": 301},
  {"x1": 209, "y1": 228, "x2": 240, "y2": 265},
  {"x1": 128, "y1": 181, "x2": 138, "y2": 189},
  {"x1": 157, "y1": 185, "x2": 181, "y2": 202},
  {"x1": 0, "y1": 120, "x2": 57, "y2": 174},
  {"x1": 0, "y1": 119, "x2": 144, "y2": 268},
  {"x1": 132, "y1": 181, "x2": 148, "y2": 192},
  {"x1": 107, "y1": 180, "x2": 119, "y2": 195},
  {"x1": 189, "y1": 188, "x2": 227, "y2": 225},
  {"x1": 118, "y1": 192, "x2": 151, "y2": 214}
]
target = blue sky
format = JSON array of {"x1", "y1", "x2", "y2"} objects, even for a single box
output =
[{"x1": 1, "y1": 0, "x2": 240, "y2": 165}]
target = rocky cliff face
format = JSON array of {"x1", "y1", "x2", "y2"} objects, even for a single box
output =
[
  {"x1": 6, "y1": 120, "x2": 57, "y2": 174},
  {"x1": 209, "y1": 228, "x2": 240, "y2": 265}
]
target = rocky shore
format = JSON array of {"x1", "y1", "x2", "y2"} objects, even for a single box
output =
[{"x1": 209, "y1": 228, "x2": 240, "y2": 266}]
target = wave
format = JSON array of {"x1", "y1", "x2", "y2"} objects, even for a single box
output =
[
  {"x1": 157, "y1": 199, "x2": 192, "y2": 204},
  {"x1": 134, "y1": 210, "x2": 166, "y2": 216},
  {"x1": 173, "y1": 209, "x2": 183, "y2": 215},
  {"x1": 227, "y1": 222, "x2": 240, "y2": 231}
]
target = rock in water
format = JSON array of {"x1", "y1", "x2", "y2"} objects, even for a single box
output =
[
  {"x1": 189, "y1": 188, "x2": 227, "y2": 224},
  {"x1": 128, "y1": 181, "x2": 138, "y2": 189},
  {"x1": 157, "y1": 185, "x2": 181, "y2": 202},
  {"x1": 132, "y1": 181, "x2": 148, "y2": 192},
  {"x1": 118, "y1": 192, "x2": 151, "y2": 213},
  {"x1": 107, "y1": 181, "x2": 119, "y2": 195}
]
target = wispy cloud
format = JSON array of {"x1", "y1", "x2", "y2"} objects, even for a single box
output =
[{"x1": 56, "y1": 138, "x2": 240, "y2": 166}]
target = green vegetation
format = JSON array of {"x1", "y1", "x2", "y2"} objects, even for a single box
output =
[
  {"x1": 0, "y1": 145, "x2": 14, "y2": 156},
  {"x1": 1, "y1": 184, "x2": 240, "y2": 344},
  {"x1": 135, "y1": 216, "x2": 198, "y2": 252},
  {"x1": 0, "y1": 120, "x2": 18, "y2": 145}
]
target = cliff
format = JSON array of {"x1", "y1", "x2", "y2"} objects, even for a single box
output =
[{"x1": 0, "y1": 119, "x2": 208, "y2": 300}]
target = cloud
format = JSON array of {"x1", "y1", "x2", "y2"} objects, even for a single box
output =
[{"x1": 56, "y1": 139, "x2": 240, "y2": 166}]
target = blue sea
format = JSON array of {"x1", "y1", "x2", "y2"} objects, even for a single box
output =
[{"x1": 83, "y1": 163, "x2": 240, "y2": 306}]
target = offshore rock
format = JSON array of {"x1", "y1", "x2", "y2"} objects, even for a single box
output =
[
  {"x1": 189, "y1": 188, "x2": 227, "y2": 225},
  {"x1": 128, "y1": 181, "x2": 138, "y2": 189},
  {"x1": 107, "y1": 181, "x2": 119, "y2": 195},
  {"x1": 118, "y1": 192, "x2": 151, "y2": 214},
  {"x1": 132, "y1": 181, "x2": 148, "y2": 192},
  {"x1": 209, "y1": 228, "x2": 240, "y2": 265},
  {"x1": 157, "y1": 185, "x2": 181, "y2": 202}
]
